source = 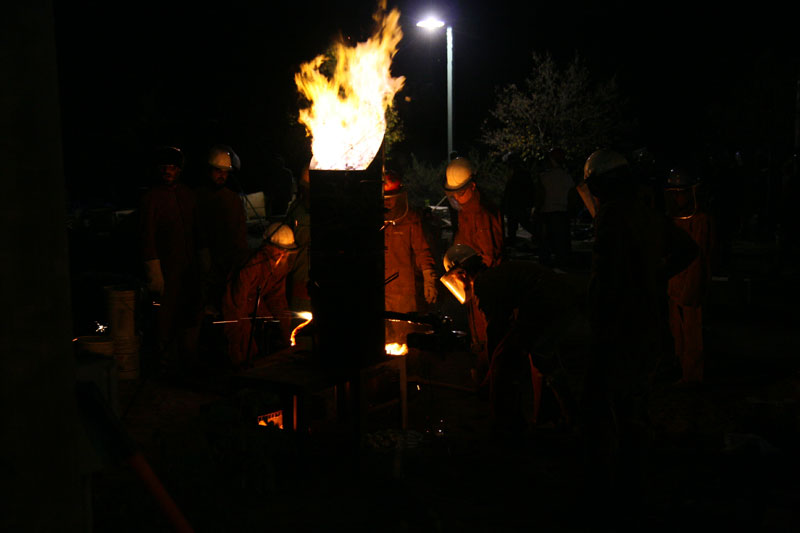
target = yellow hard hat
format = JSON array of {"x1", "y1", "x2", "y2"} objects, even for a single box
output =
[{"x1": 444, "y1": 157, "x2": 474, "y2": 191}]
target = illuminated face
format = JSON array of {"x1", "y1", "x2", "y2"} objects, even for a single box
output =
[
  {"x1": 158, "y1": 164, "x2": 181, "y2": 185},
  {"x1": 451, "y1": 182, "x2": 475, "y2": 204},
  {"x1": 211, "y1": 168, "x2": 229, "y2": 186}
]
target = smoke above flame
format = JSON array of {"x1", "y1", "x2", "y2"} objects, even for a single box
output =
[{"x1": 295, "y1": 2, "x2": 405, "y2": 170}]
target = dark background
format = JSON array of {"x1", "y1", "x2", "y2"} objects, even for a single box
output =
[{"x1": 53, "y1": 1, "x2": 799, "y2": 208}]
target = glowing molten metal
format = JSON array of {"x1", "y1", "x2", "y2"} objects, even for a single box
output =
[
  {"x1": 295, "y1": 3, "x2": 405, "y2": 170},
  {"x1": 290, "y1": 312, "x2": 313, "y2": 347},
  {"x1": 385, "y1": 343, "x2": 408, "y2": 356}
]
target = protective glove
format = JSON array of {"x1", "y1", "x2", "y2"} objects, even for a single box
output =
[
  {"x1": 422, "y1": 269, "x2": 438, "y2": 304},
  {"x1": 144, "y1": 259, "x2": 164, "y2": 297}
]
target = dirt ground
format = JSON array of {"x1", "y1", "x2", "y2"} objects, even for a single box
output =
[{"x1": 85, "y1": 239, "x2": 800, "y2": 532}]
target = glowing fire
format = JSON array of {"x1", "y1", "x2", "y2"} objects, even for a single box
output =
[
  {"x1": 290, "y1": 311, "x2": 313, "y2": 347},
  {"x1": 385, "y1": 343, "x2": 408, "y2": 356},
  {"x1": 295, "y1": 1, "x2": 405, "y2": 170}
]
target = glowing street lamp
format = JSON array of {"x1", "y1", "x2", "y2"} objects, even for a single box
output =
[{"x1": 417, "y1": 16, "x2": 453, "y2": 161}]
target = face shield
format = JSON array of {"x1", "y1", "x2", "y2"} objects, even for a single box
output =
[
  {"x1": 664, "y1": 186, "x2": 698, "y2": 219},
  {"x1": 383, "y1": 190, "x2": 409, "y2": 223},
  {"x1": 266, "y1": 245, "x2": 297, "y2": 270},
  {"x1": 439, "y1": 268, "x2": 472, "y2": 304},
  {"x1": 445, "y1": 182, "x2": 475, "y2": 211}
]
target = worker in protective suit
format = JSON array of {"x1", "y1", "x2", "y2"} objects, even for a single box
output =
[
  {"x1": 443, "y1": 157, "x2": 504, "y2": 383},
  {"x1": 664, "y1": 168, "x2": 716, "y2": 385},
  {"x1": 578, "y1": 149, "x2": 698, "y2": 526},
  {"x1": 383, "y1": 170, "x2": 438, "y2": 344},
  {"x1": 222, "y1": 222, "x2": 297, "y2": 370},
  {"x1": 440, "y1": 243, "x2": 584, "y2": 442},
  {"x1": 195, "y1": 144, "x2": 249, "y2": 315},
  {"x1": 139, "y1": 146, "x2": 207, "y2": 375},
  {"x1": 285, "y1": 164, "x2": 311, "y2": 313}
]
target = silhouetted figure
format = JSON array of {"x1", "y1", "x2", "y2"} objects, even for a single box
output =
[
  {"x1": 440, "y1": 244, "x2": 584, "y2": 443},
  {"x1": 537, "y1": 148, "x2": 574, "y2": 268},
  {"x1": 139, "y1": 146, "x2": 206, "y2": 375},
  {"x1": 195, "y1": 144, "x2": 249, "y2": 315},
  {"x1": 578, "y1": 149, "x2": 698, "y2": 527},
  {"x1": 501, "y1": 151, "x2": 537, "y2": 246},
  {"x1": 664, "y1": 168, "x2": 716, "y2": 385}
]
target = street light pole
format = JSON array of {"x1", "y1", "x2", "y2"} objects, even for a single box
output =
[
  {"x1": 446, "y1": 25, "x2": 453, "y2": 161},
  {"x1": 417, "y1": 16, "x2": 453, "y2": 161}
]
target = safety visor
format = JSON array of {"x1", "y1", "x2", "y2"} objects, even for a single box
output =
[
  {"x1": 443, "y1": 178, "x2": 473, "y2": 196},
  {"x1": 439, "y1": 268, "x2": 471, "y2": 304},
  {"x1": 384, "y1": 190, "x2": 409, "y2": 223},
  {"x1": 664, "y1": 186, "x2": 697, "y2": 220}
]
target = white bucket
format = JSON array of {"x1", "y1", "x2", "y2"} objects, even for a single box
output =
[
  {"x1": 113, "y1": 335, "x2": 140, "y2": 380},
  {"x1": 105, "y1": 286, "x2": 137, "y2": 338}
]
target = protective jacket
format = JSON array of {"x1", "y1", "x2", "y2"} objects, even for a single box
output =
[
  {"x1": 139, "y1": 182, "x2": 204, "y2": 339},
  {"x1": 195, "y1": 184, "x2": 249, "y2": 305},
  {"x1": 667, "y1": 210, "x2": 715, "y2": 382},
  {"x1": 453, "y1": 188, "x2": 503, "y2": 361},
  {"x1": 453, "y1": 189, "x2": 504, "y2": 268},
  {"x1": 667, "y1": 212, "x2": 714, "y2": 306},
  {"x1": 385, "y1": 209, "x2": 436, "y2": 313},
  {"x1": 222, "y1": 244, "x2": 292, "y2": 366}
]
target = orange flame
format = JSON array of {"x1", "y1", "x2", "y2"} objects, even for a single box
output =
[
  {"x1": 385, "y1": 343, "x2": 408, "y2": 356},
  {"x1": 290, "y1": 311, "x2": 313, "y2": 347},
  {"x1": 295, "y1": 2, "x2": 405, "y2": 170}
]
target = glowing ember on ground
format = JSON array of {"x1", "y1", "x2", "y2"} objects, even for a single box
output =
[
  {"x1": 294, "y1": 1, "x2": 405, "y2": 170},
  {"x1": 290, "y1": 312, "x2": 313, "y2": 347},
  {"x1": 385, "y1": 343, "x2": 408, "y2": 356}
]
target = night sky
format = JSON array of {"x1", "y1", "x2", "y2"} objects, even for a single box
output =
[{"x1": 53, "y1": 1, "x2": 799, "y2": 207}]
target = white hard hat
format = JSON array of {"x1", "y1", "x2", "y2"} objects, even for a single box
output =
[
  {"x1": 263, "y1": 222, "x2": 298, "y2": 250},
  {"x1": 583, "y1": 149, "x2": 628, "y2": 182},
  {"x1": 444, "y1": 157, "x2": 474, "y2": 191},
  {"x1": 443, "y1": 243, "x2": 479, "y2": 273},
  {"x1": 208, "y1": 144, "x2": 241, "y2": 171}
]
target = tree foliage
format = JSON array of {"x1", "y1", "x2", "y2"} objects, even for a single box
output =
[
  {"x1": 401, "y1": 149, "x2": 507, "y2": 210},
  {"x1": 482, "y1": 52, "x2": 628, "y2": 167}
]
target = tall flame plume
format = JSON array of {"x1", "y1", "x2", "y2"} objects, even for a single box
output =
[{"x1": 295, "y1": 3, "x2": 405, "y2": 170}]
